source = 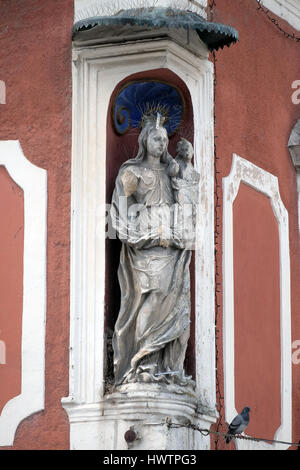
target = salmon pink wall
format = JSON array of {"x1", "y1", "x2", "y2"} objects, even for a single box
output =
[
  {"x1": 211, "y1": 0, "x2": 300, "y2": 450},
  {"x1": 105, "y1": 68, "x2": 196, "y2": 380},
  {"x1": 0, "y1": 0, "x2": 73, "y2": 450},
  {"x1": 0, "y1": 0, "x2": 299, "y2": 451},
  {"x1": 233, "y1": 183, "x2": 281, "y2": 441},
  {"x1": 0, "y1": 168, "x2": 23, "y2": 415}
]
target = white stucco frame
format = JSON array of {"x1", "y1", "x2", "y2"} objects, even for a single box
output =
[
  {"x1": 0, "y1": 141, "x2": 47, "y2": 446},
  {"x1": 223, "y1": 154, "x2": 292, "y2": 450},
  {"x1": 288, "y1": 117, "x2": 300, "y2": 231},
  {"x1": 260, "y1": 0, "x2": 300, "y2": 32},
  {"x1": 62, "y1": 38, "x2": 216, "y2": 449}
]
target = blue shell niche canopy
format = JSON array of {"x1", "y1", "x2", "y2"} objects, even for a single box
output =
[
  {"x1": 113, "y1": 81, "x2": 184, "y2": 136},
  {"x1": 72, "y1": 7, "x2": 239, "y2": 52}
]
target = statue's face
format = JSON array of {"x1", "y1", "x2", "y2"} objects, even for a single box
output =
[
  {"x1": 178, "y1": 141, "x2": 193, "y2": 161},
  {"x1": 146, "y1": 128, "x2": 168, "y2": 159}
]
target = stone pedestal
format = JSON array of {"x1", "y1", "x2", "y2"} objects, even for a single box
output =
[{"x1": 63, "y1": 384, "x2": 216, "y2": 450}]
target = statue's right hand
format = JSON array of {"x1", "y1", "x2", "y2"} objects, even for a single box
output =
[{"x1": 121, "y1": 170, "x2": 138, "y2": 197}]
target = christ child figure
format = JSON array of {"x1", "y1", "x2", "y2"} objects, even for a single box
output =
[{"x1": 172, "y1": 138, "x2": 200, "y2": 248}]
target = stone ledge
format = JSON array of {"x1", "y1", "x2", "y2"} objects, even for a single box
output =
[{"x1": 62, "y1": 383, "x2": 218, "y2": 426}]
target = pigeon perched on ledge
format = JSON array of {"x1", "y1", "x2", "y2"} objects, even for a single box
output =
[{"x1": 226, "y1": 407, "x2": 251, "y2": 444}]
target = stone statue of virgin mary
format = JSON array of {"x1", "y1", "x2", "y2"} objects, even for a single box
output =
[{"x1": 110, "y1": 114, "x2": 198, "y2": 388}]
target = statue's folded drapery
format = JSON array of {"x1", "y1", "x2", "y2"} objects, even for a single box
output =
[
  {"x1": 113, "y1": 243, "x2": 191, "y2": 385},
  {"x1": 111, "y1": 161, "x2": 193, "y2": 386}
]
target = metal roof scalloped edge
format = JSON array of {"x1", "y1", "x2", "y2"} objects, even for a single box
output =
[{"x1": 72, "y1": 7, "x2": 239, "y2": 51}]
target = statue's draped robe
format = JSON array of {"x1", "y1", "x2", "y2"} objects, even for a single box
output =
[{"x1": 111, "y1": 160, "x2": 192, "y2": 386}]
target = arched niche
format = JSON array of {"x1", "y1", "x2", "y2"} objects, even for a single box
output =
[
  {"x1": 63, "y1": 36, "x2": 217, "y2": 450},
  {"x1": 104, "y1": 69, "x2": 196, "y2": 389}
]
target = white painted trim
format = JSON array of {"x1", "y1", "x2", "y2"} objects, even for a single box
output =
[
  {"x1": 288, "y1": 117, "x2": 300, "y2": 231},
  {"x1": 223, "y1": 154, "x2": 292, "y2": 450},
  {"x1": 261, "y1": 0, "x2": 300, "y2": 31},
  {"x1": 0, "y1": 80, "x2": 6, "y2": 105},
  {"x1": 62, "y1": 38, "x2": 216, "y2": 449},
  {"x1": 0, "y1": 141, "x2": 47, "y2": 447}
]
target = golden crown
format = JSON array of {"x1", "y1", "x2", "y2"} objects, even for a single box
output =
[{"x1": 140, "y1": 103, "x2": 169, "y2": 130}]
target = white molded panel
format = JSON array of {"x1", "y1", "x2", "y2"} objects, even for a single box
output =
[
  {"x1": 0, "y1": 141, "x2": 47, "y2": 447},
  {"x1": 223, "y1": 154, "x2": 292, "y2": 450}
]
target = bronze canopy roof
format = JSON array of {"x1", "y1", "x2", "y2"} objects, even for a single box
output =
[{"x1": 72, "y1": 7, "x2": 238, "y2": 51}]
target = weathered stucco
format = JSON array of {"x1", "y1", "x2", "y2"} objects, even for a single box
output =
[
  {"x1": 0, "y1": 0, "x2": 73, "y2": 450},
  {"x1": 212, "y1": 0, "x2": 300, "y2": 450}
]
